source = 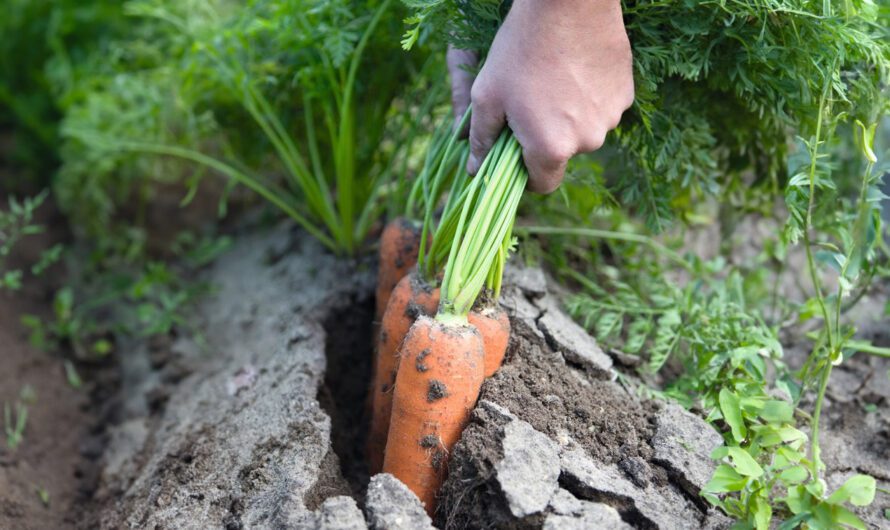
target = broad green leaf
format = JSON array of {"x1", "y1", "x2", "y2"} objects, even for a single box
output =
[
  {"x1": 784, "y1": 485, "x2": 812, "y2": 515},
  {"x1": 779, "y1": 465, "x2": 809, "y2": 484},
  {"x1": 777, "y1": 512, "x2": 810, "y2": 530},
  {"x1": 727, "y1": 447, "x2": 763, "y2": 478},
  {"x1": 719, "y1": 388, "x2": 747, "y2": 442},
  {"x1": 752, "y1": 495, "x2": 772, "y2": 530},
  {"x1": 833, "y1": 505, "x2": 867, "y2": 530},
  {"x1": 739, "y1": 395, "x2": 767, "y2": 413},
  {"x1": 710, "y1": 446, "x2": 729, "y2": 460},
  {"x1": 826, "y1": 475, "x2": 876, "y2": 506},
  {"x1": 778, "y1": 426, "x2": 808, "y2": 446},
  {"x1": 806, "y1": 479, "x2": 827, "y2": 498},
  {"x1": 703, "y1": 464, "x2": 748, "y2": 493},
  {"x1": 760, "y1": 400, "x2": 794, "y2": 423},
  {"x1": 776, "y1": 375, "x2": 802, "y2": 402}
]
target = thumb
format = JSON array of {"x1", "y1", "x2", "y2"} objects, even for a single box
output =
[
  {"x1": 446, "y1": 46, "x2": 477, "y2": 136},
  {"x1": 467, "y1": 83, "x2": 505, "y2": 175}
]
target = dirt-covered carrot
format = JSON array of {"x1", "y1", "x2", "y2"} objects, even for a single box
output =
[
  {"x1": 375, "y1": 217, "x2": 424, "y2": 321},
  {"x1": 368, "y1": 271, "x2": 440, "y2": 474},
  {"x1": 468, "y1": 300, "x2": 510, "y2": 378},
  {"x1": 382, "y1": 315, "x2": 484, "y2": 512},
  {"x1": 368, "y1": 112, "x2": 471, "y2": 473},
  {"x1": 383, "y1": 128, "x2": 527, "y2": 514},
  {"x1": 372, "y1": 114, "x2": 466, "y2": 335}
]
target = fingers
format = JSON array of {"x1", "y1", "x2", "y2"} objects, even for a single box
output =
[
  {"x1": 446, "y1": 46, "x2": 477, "y2": 136},
  {"x1": 466, "y1": 79, "x2": 506, "y2": 175},
  {"x1": 521, "y1": 136, "x2": 574, "y2": 194}
]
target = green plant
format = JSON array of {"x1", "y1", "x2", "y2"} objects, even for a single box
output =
[
  {"x1": 403, "y1": 0, "x2": 889, "y2": 231},
  {"x1": 526, "y1": 200, "x2": 885, "y2": 528},
  {"x1": 35, "y1": 485, "x2": 50, "y2": 507},
  {"x1": 64, "y1": 0, "x2": 442, "y2": 256},
  {"x1": 402, "y1": 3, "x2": 887, "y2": 525},
  {"x1": 22, "y1": 233, "x2": 230, "y2": 358},
  {"x1": 438, "y1": 129, "x2": 524, "y2": 320},
  {"x1": 0, "y1": 191, "x2": 61, "y2": 290},
  {"x1": 4, "y1": 401, "x2": 28, "y2": 451},
  {"x1": 0, "y1": 0, "x2": 129, "y2": 182}
]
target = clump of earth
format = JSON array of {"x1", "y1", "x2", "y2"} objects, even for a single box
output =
[{"x1": 3, "y1": 222, "x2": 887, "y2": 529}]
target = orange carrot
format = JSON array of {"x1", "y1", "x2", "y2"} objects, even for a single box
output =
[
  {"x1": 375, "y1": 218, "x2": 424, "y2": 321},
  {"x1": 382, "y1": 315, "x2": 484, "y2": 514},
  {"x1": 468, "y1": 302, "x2": 510, "y2": 378},
  {"x1": 367, "y1": 272, "x2": 440, "y2": 474}
]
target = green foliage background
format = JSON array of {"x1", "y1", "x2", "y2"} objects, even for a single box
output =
[{"x1": 404, "y1": 0, "x2": 889, "y2": 229}]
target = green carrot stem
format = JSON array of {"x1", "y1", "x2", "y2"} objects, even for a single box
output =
[{"x1": 438, "y1": 132, "x2": 527, "y2": 321}]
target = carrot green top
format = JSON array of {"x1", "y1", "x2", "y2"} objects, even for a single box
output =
[{"x1": 437, "y1": 130, "x2": 526, "y2": 322}]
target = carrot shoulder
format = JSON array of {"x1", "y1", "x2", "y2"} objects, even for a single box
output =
[
  {"x1": 383, "y1": 315, "x2": 484, "y2": 515},
  {"x1": 468, "y1": 303, "x2": 510, "y2": 378},
  {"x1": 375, "y1": 218, "x2": 424, "y2": 321},
  {"x1": 367, "y1": 272, "x2": 439, "y2": 474}
]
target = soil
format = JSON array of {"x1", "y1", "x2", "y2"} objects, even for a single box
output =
[
  {"x1": 435, "y1": 279, "x2": 712, "y2": 530},
  {"x1": 318, "y1": 294, "x2": 376, "y2": 499},
  {"x1": 1, "y1": 209, "x2": 887, "y2": 528},
  {"x1": 0, "y1": 201, "x2": 104, "y2": 530},
  {"x1": 786, "y1": 286, "x2": 890, "y2": 527}
]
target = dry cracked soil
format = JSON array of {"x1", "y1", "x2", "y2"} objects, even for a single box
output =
[{"x1": 1, "y1": 221, "x2": 888, "y2": 529}]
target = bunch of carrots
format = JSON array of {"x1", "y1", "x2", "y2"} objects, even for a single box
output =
[{"x1": 368, "y1": 110, "x2": 528, "y2": 515}]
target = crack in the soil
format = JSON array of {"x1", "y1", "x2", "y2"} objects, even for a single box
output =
[
  {"x1": 316, "y1": 294, "x2": 375, "y2": 505},
  {"x1": 558, "y1": 471, "x2": 655, "y2": 529}
]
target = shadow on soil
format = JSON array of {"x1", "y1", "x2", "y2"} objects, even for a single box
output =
[{"x1": 318, "y1": 292, "x2": 375, "y2": 500}]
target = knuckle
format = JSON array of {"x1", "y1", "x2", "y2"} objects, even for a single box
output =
[
  {"x1": 622, "y1": 84, "x2": 635, "y2": 112},
  {"x1": 470, "y1": 134, "x2": 488, "y2": 153},
  {"x1": 581, "y1": 129, "x2": 606, "y2": 152},
  {"x1": 533, "y1": 137, "x2": 574, "y2": 165},
  {"x1": 470, "y1": 81, "x2": 495, "y2": 107}
]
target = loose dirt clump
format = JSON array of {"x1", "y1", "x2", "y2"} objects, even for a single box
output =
[
  {"x1": 427, "y1": 380, "x2": 449, "y2": 402},
  {"x1": 436, "y1": 276, "x2": 723, "y2": 530},
  {"x1": 482, "y1": 330, "x2": 654, "y2": 465}
]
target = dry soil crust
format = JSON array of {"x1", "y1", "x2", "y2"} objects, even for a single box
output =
[{"x1": 87, "y1": 224, "x2": 889, "y2": 529}]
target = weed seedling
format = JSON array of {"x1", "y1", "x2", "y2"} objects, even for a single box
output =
[
  {"x1": 35, "y1": 485, "x2": 50, "y2": 507},
  {"x1": 4, "y1": 401, "x2": 28, "y2": 451}
]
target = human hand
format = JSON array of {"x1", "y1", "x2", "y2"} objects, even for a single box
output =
[{"x1": 447, "y1": 0, "x2": 634, "y2": 193}]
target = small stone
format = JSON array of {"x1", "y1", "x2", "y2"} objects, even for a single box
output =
[
  {"x1": 365, "y1": 474, "x2": 434, "y2": 530},
  {"x1": 618, "y1": 456, "x2": 652, "y2": 489},
  {"x1": 560, "y1": 449, "x2": 705, "y2": 530},
  {"x1": 477, "y1": 400, "x2": 518, "y2": 423},
  {"x1": 313, "y1": 496, "x2": 367, "y2": 530},
  {"x1": 498, "y1": 287, "x2": 545, "y2": 340},
  {"x1": 503, "y1": 265, "x2": 548, "y2": 297},
  {"x1": 543, "y1": 501, "x2": 630, "y2": 530},
  {"x1": 535, "y1": 297, "x2": 614, "y2": 380},
  {"x1": 651, "y1": 404, "x2": 723, "y2": 497},
  {"x1": 495, "y1": 420, "x2": 560, "y2": 517},
  {"x1": 549, "y1": 488, "x2": 584, "y2": 515}
]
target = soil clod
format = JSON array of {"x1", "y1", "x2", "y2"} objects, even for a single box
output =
[
  {"x1": 427, "y1": 380, "x2": 449, "y2": 402},
  {"x1": 416, "y1": 348, "x2": 431, "y2": 372}
]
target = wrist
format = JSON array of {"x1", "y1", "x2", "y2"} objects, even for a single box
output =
[{"x1": 509, "y1": 0, "x2": 624, "y2": 32}]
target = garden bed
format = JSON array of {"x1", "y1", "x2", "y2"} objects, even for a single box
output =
[{"x1": 61, "y1": 223, "x2": 887, "y2": 529}]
